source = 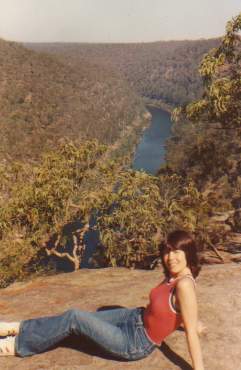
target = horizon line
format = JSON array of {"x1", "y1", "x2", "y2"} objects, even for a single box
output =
[{"x1": 2, "y1": 35, "x2": 223, "y2": 45}]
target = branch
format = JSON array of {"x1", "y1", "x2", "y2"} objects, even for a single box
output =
[
  {"x1": 69, "y1": 202, "x2": 82, "y2": 209},
  {"x1": 213, "y1": 208, "x2": 241, "y2": 216},
  {"x1": 228, "y1": 233, "x2": 241, "y2": 244},
  {"x1": 45, "y1": 223, "x2": 90, "y2": 271},
  {"x1": 46, "y1": 248, "x2": 77, "y2": 265},
  {"x1": 206, "y1": 241, "x2": 225, "y2": 262},
  {"x1": 72, "y1": 234, "x2": 79, "y2": 262}
]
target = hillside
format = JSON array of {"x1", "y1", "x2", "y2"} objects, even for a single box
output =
[
  {"x1": 26, "y1": 38, "x2": 220, "y2": 106},
  {"x1": 0, "y1": 263, "x2": 240, "y2": 369},
  {"x1": 0, "y1": 39, "x2": 146, "y2": 162}
]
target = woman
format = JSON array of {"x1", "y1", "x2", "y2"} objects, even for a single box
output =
[{"x1": 0, "y1": 230, "x2": 204, "y2": 369}]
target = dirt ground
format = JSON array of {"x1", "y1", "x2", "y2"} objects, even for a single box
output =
[{"x1": 0, "y1": 262, "x2": 240, "y2": 370}]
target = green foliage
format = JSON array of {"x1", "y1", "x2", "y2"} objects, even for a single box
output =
[
  {"x1": 0, "y1": 232, "x2": 36, "y2": 287},
  {"x1": 0, "y1": 141, "x2": 106, "y2": 286},
  {"x1": 1, "y1": 141, "x2": 106, "y2": 233},
  {"x1": 96, "y1": 171, "x2": 161, "y2": 267},
  {"x1": 172, "y1": 13, "x2": 241, "y2": 128},
  {"x1": 0, "y1": 140, "x2": 220, "y2": 285},
  {"x1": 94, "y1": 172, "x2": 216, "y2": 268},
  {"x1": 168, "y1": 14, "x2": 241, "y2": 194}
]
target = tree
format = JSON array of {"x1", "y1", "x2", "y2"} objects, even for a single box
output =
[
  {"x1": 166, "y1": 14, "x2": 241, "y2": 255},
  {"x1": 168, "y1": 14, "x2": 241, "y2": 189},
  {"x1": 172, "y1": 13, "x2": 241, "y2": 128}
]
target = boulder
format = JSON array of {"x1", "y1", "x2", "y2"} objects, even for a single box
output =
[{"x1": 0, "y1": 263, "x2": 240, "y2": 369}]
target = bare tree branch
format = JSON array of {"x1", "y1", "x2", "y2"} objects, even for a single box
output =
[
  {"x1": 45, "y1": 223, "x2": 90, "y2": 271},
  {"x1": 206, "y1": 241, "x2": 225, "y2": 262},
  {"x1": 46, "y1": 248, "x2": 77, "y2": 264}
]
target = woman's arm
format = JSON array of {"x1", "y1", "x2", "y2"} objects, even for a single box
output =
[{"x1": 176, "y1": 278, "x2": 204, "y2": 370}]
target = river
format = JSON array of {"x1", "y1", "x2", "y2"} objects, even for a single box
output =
[{"x1": 132, "y1": 106, "x2": 172, "y2": 174}]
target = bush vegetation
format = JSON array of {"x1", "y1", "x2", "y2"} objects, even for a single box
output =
[
  {"x1": 0, "y1": 141, "x2": 107, "y2": 286},
  {"x1": 0, "y1": 142, "x2": 221, "y2": 287}
]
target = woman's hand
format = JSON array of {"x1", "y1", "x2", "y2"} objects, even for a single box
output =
[
  {"x1": 180, "y1": 320, "x2": 207, "y2": 336},
  {"x1": 197, "y1": 320, "x2": 207, "y2": 336}
]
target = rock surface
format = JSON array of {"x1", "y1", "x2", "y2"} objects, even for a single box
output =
[{"x1": 0, "y1": 263, "x2": 240, "y2": 370}]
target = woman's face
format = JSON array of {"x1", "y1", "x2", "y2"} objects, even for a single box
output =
[{"x1": 163, "y1": 247, "x2": 188, "y2": 277}]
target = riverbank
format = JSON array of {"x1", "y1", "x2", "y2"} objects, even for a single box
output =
[
  {"x1": 104, "y1": 109, "x2": 152, "y2": 163},
  {"x1": 143, "y1": 97, "x2": 174, "y2": 114},
  {"x1": 0, "y1": 263, "x2": 240, "y2": 369}
]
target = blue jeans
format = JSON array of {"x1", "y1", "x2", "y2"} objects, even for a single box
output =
[{"x1": 15, "y1": 307, "x2": 156, "y2": 360}]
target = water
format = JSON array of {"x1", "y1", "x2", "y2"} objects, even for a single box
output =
[{"x1": 132, "y1": 106, "x2": 172, "y2": 174}]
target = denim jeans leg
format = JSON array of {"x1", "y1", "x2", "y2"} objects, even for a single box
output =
[
  {"x1": 15, "y1": 308, "x2": 131, "y2": 358},
  {"x1": 15, "y1": 307, "x2": 155, "y2": 360}
]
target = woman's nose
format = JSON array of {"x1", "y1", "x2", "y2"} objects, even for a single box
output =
[{"x1": 168, "y1": 251, "x2": 175, "y2": 259}]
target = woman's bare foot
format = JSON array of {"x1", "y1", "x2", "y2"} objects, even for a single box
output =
[{"x1": 0, "y1": 336, "x2": 16, "y2": 356}]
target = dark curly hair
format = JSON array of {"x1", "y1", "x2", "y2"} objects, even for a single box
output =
[{"x1": 160, "y1": 230, "x2": 201, "y2": 278}]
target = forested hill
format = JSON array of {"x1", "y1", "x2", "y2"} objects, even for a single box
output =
[
  {"x1": 26, "y1": 38, "x2": 220, "y2": 106},
  {"x1": 0, "y1": 38, "x2": 146, "y2": 162}
]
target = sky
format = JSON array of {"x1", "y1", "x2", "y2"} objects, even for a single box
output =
[{"x1": 0, "y1": 0, "x2": 240, "y2": 43}]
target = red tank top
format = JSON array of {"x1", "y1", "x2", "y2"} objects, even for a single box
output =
[{"x1": 143, "y1": 276, "x2": 194, "y2": 345}]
